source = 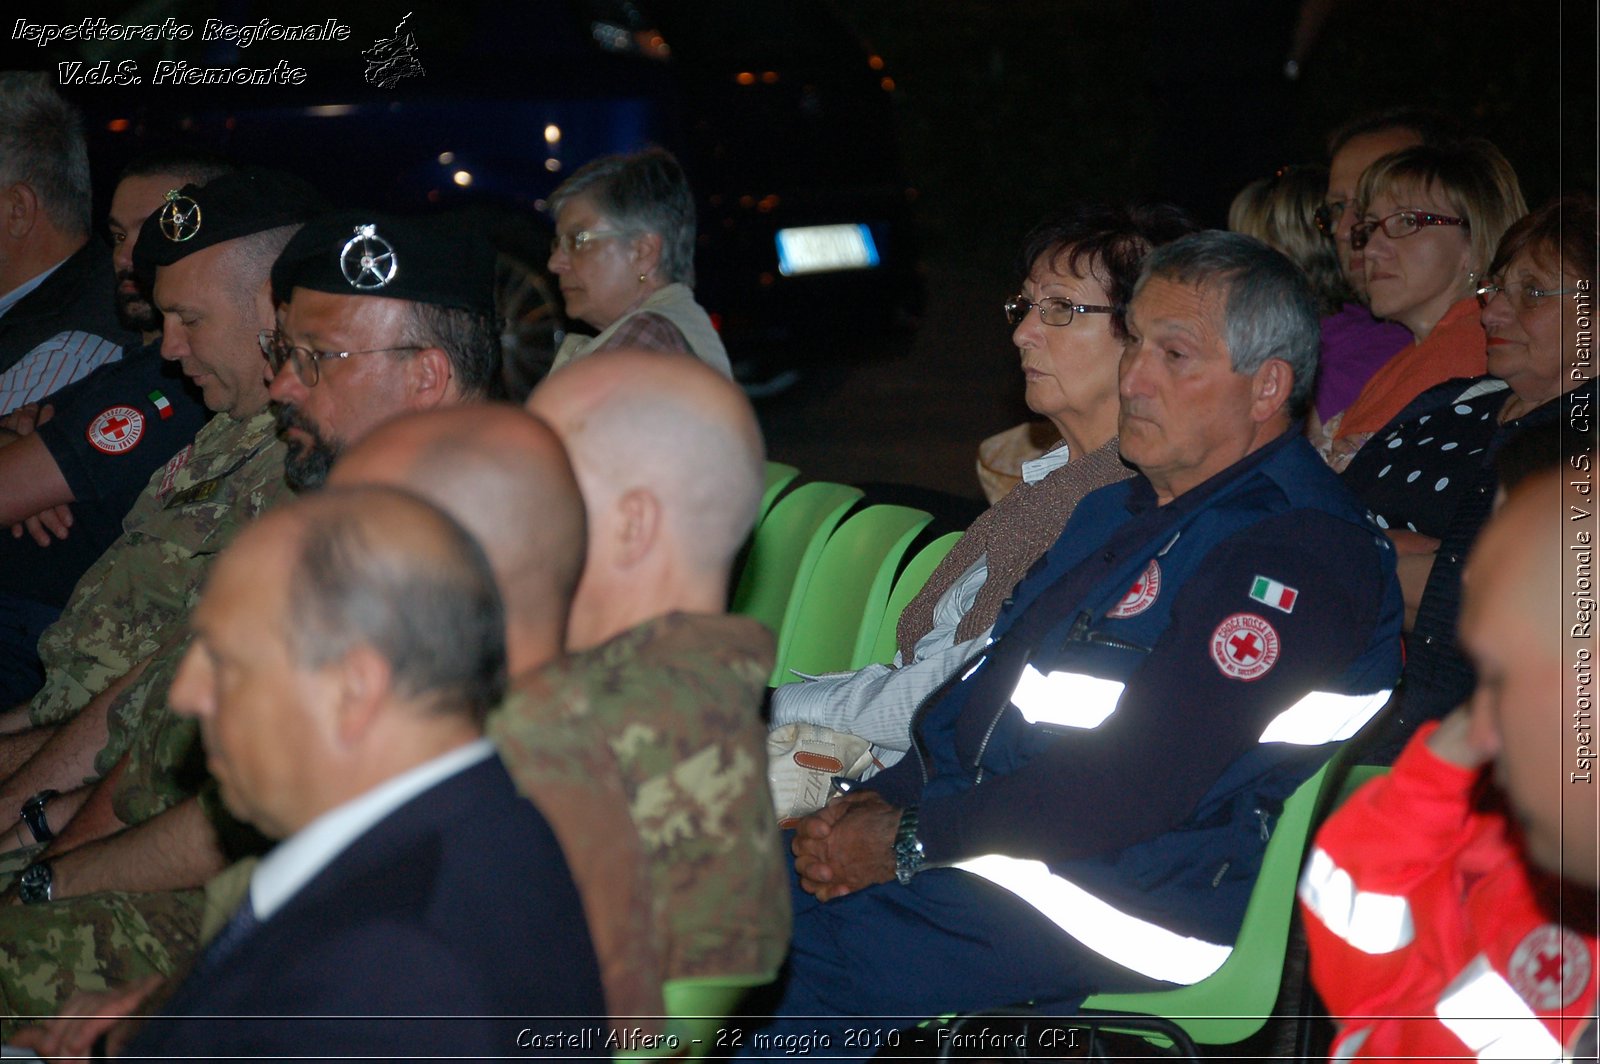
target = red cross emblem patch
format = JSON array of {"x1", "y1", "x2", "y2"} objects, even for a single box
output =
[
  {"x1": 1108, "y1": 559, "x2": 1162, "y2": 619},
  {"x1": 1210, "y1": 613, "x2": 1280, "y2": 681},
  {"x1": 86, "y1": 406, "x2": 145, "y2": 455},
  {"x1": 1509, "y1": 924, "x2": 1591, "y2": 1010}
]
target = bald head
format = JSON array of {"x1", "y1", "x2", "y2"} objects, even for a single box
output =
[
  {"x1": 329, "y1": 404, "x2": 587, "y2": 675},
  {"x1": 526, "y1": 351, "x2": 764, "y2": 648},
  {"x1": 1460, "y1": 468, "x2": 1596, "y2": 886}
]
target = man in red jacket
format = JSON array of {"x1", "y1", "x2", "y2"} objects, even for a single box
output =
[{"x1": 1299, "y1": 462, "x2": 1598, "y2": 1060}]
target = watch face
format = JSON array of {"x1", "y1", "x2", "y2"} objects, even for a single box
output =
[{"x1": 18, "y1": 862, "x2": 52, "y2": 904}]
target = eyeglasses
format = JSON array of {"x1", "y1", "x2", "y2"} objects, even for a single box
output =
[
  {"x1": 1003, "y1": 295, "x2": 1116, "y2": 328},
  {"x1": 1313, "y1": 199, "x2": 1347, "y2": 236},
  {"x1": 1474, "y1": 279, "x2": 1575, "y2": 312},
  {"x1": 549, "y1": 229, "x2": 637, "y2": 256},
  {"x1": 258, "y1": 329, "x2": 425, "y2": 388},
  {"x1": 1349, "y1": 210, "x2": 1467, "y2": 251}
]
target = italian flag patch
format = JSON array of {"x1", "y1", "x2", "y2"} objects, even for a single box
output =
[
  {"x1": 149, "y1": 390, "x2": 173, "y2": 419},
  {"x1": 1249, "y1": 575, "x2": 1298, "y2": 614}
]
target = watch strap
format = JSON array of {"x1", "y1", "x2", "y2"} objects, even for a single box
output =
[
  {"x1": 20, "y1": 789, "x2": 59, "y2": 844},
  {"x1": 893, "y1": 805, "x2": 925, "y2": 885}
]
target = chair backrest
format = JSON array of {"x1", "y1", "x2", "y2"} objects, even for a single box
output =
[
  {"x1": 729, "y1": 481, "x2": 863, "y2": 671},
  {"x1": 867, "y1": 529, "x2": 965, "y2": 666},
  {"x1": 773, "y1": 504, "x2": 933, "y2": 683},
  {"x1": 1080, "y1": 758, "x2": 1336, "y2": 1046},
  {"x1": 757, "y1": 462, "x2": 800, "y2": 525}
]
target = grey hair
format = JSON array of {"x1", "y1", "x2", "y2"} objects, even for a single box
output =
[
  {"x1": 549, "y1": 148, "x2": 697, "y2": 287},
  {"x1": 285, "y1": 487, "x2": 507, "y2": 722},
  {"x1": 1134, "y1": 231, "x2": 1321, "y2": 419},
  {"x1": 0, "y1": 72, "x2": 91, "y2": 237},
  {"x1": 397, "y1": 301, "x2": 502, "y2": 400}
]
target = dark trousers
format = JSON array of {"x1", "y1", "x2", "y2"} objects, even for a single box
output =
[
  {"x1": 740, "y1": 846, "x2": 1169, "y2": 1062},
  {"x1": 0, "y1": 593, "x2": 58, "y2": 707}
]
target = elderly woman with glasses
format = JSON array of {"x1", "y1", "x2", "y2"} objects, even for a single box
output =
[
  {"x1": 1336, "y1": 193, "x2": 1596, "y2": 747},
  {"x1": 768, "y1": 202, "x2": 1193, "y2": 786},
  {"x1": 1317, "y1": 139, "x2": 1526, "y2": 472},
  {"x1": 545, "y1": 148, "x2": 731, "y2": 378}
]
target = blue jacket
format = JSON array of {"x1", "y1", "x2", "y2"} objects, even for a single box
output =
[{"x1": 867, "y1": 432, "x2": 1401, "y2": 979}]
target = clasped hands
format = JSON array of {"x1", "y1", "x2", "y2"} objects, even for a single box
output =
[{"x1": 791, "y1": 789, "x2": 900, "y2": 901}]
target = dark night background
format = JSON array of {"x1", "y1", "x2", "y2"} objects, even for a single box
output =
[{"x1": 765, "y1": 0, "x2": 1596, "y2": 504}]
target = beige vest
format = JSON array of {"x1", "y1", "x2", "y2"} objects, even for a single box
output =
[{"x1": 551, "y1": 283, "x2": 732, "y2": 378}]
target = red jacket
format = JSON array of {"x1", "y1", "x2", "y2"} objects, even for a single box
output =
[{"x1": 1298, "y1": 723, "x2": 1598, "y2": 1062}]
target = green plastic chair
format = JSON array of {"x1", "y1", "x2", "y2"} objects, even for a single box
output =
[
  {"x1": 615, "y1": 972, "x2": 776, "y2": 1061},
  {"x1": 772, "y1": 504, "x2": 934, "y2": 683},
  {"x1": 1066, "y1": 759, "x2": 1339, "y2": 1054},
  {"x1": 729, "y1": 480, "x2": 863, "y2": 679},
  {"x1": 867, "y1": 530, "x2": 964, "y2": 666},
  {"x1": 757, "y1": 462, "x2": 800, "y2": 525},
  {"x1": 934, "y1": 758, "x2": 1339, "y2": 1060}
]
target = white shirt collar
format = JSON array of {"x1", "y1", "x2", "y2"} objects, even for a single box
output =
[
  {"x1": 250, "y1": 738, "x2": 495, "y2": 921},
  {"x1": 1021, "y1": 441, "x2": 1073, "y2": 484},
  {"x1": 0, "y1": 254, "x2": 71, "y2": 319}
]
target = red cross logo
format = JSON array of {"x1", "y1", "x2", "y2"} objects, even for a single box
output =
[
  {"x1": 1533, "y1": 948, "x2": 1564, "y2": 985},
  {"x1": 1509, "y1": 925, "x2": 1591, "y2": 1010},
  {"x1": 1210, "y1": 613, "x2": 1280, "y2": 681},
  {"x1": 1107, "y1": 560, "x2": 1162, "y2": 619},
  {"x1": 86, "y1": 406, "x2": 145, "y2": 455},
  {"x1": 1229, "y1": 631, "x2": 1263, "y2": 663}
]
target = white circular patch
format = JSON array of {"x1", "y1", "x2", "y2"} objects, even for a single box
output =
[
  {"x1": 1210, "y1": 613, "x2": 1280, "y2": 681},
  {"x1": 86, "y1": 406, "x2": 145, "y2": 455},
  {"x1": 1509, "y1": 924, "x2": 1591, "y2": 1010},
  {"x1": 1107, "y1": 560, "x2": 1162, "y2": 619}
]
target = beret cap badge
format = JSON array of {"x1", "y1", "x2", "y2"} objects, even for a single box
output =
[
  {"x1": 157, "y1": 189, "x2": 202, "y2": 243},
  {"x1": 340, "y1": 224, "x2": 398, "y2": 290}
]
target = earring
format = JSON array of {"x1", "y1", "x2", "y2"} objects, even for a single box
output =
[{"x1": 638, "y1": 273, "x2": 648, "y2": 285}]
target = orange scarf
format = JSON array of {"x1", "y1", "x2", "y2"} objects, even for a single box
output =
[{"x1": 1334, "y1": 297, "x2": 1486, "y2": 439}]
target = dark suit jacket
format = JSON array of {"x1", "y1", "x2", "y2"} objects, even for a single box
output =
[{"x1": 126, "y1": 754, "x2": 605, "y2": 1060}]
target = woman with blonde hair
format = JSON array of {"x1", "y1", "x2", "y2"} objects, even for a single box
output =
[
  {"x1": 1229, "y1": 165, "x2": 1412, "y2": 427},
  {"x1": 1316, "y1": 138, "x2": 1525, "y2": 470}
]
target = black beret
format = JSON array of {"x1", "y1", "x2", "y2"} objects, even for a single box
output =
[
  {"x1": 270, "y1": 212, "x2": 497, "y2": 318},
  {"x1": 132, "y1": 167, "x2": 325, "y2": 275}
]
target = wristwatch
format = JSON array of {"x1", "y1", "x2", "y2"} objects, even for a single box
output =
[
  {"x1": 893, "y1": 806, "x2": 925, "y2": 885},
  {"x1": 18, "y1": 860, "x2": 53, "y2": 905},
  {"x1": 20, "y1": 789, "x2": 59, "y2": 843}
]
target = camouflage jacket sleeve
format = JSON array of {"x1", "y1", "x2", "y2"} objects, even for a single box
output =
[{"x1": 28, "y1": 412, "x2": 287, "y2": 725}]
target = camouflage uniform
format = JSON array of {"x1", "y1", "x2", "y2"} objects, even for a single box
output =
[
  {"x1": 0, "y1": 887, "x2": 203, "y2": 1020},
  {"x1": 489, "y1": 611, "x2": 790, "y2": 1021},
  {"x1": 95, "y1": 645, "x2": 206, "y2": 827},
  {"x1": 28, "y1": 411, "x2": 287, "y2": 726}
]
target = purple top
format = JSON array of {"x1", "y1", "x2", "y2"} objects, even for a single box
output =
[{"x1": 1316, "y1": 302, "x2": 1413, "y2": 422}]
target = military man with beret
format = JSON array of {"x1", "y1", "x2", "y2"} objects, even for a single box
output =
[
  {"x1": 0, "y1": 169, "x2": 322, "y2": 847},
  {"x1": 0, "y1": 210, "x2": 501, "y2": 1018}
]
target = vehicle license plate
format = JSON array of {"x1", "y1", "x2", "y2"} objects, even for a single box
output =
[{"x1": 775, "y1": 224, "x2": 880, "y2": 276}]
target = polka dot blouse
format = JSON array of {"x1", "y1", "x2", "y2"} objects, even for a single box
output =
[{"x1": 1339, "y1": 378, "x2": 1510, "y2": 538}]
